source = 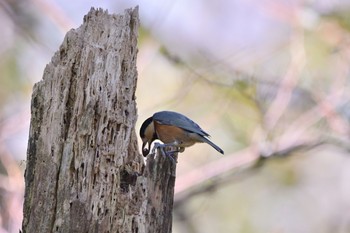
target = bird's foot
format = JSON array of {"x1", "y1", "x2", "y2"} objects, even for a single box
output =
[{"x1": 153, "y1": 142, "x2": 178, "y2": 164}]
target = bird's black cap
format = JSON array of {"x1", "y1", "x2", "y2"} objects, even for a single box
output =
[{"x1": 139, "y1": 116, "x2": 153, "y2": 138}]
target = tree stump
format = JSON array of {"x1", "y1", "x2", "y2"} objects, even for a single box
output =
[{"x1": 22, "y1": 7, "x2": 176, "y2": 233}]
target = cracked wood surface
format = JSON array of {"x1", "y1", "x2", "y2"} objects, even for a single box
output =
[{"x1": 22, "y1": 7, "x2": 176, "y2": 233}]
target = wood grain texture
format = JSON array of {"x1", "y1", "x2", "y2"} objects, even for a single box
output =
[{"x1": 22, "y1": 7, "x2": 176, "y2": 233}]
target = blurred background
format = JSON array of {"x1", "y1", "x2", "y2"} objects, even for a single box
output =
[{"x1": 1, "y1": 0, "x2": 350, "y2": 232}]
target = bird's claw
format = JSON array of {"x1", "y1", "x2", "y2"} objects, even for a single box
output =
[
  {"x1": 152, "y1": 142, "x2": 178, "y2": 164},
  {"x1": 151, "y1": 142, "x2": 164, "y2": 154}
]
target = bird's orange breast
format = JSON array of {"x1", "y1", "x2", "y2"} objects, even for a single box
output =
[{"x1": 154, "y1": 121, "x2": 202, "y2": 147}]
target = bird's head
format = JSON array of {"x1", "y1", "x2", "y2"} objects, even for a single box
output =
[{"x1": 139, "y1": 116, "x2": 157, "y2": 156}]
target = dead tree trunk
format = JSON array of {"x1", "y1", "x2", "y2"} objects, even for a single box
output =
[{"x1": 22, "y1": 7, "x2": 176, "y2": 233}]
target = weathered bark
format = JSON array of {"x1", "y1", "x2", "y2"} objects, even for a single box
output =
[
  {"x1": 22, "y1": 7, "x2": 176, "y2": 233},
  {"x1": 144, "y1": 153, "x2": 177, "y2": 233}
]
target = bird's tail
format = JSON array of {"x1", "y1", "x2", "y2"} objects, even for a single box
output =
[{"x1": 203, "y1": 137, "x2": 224, "y2": 154}]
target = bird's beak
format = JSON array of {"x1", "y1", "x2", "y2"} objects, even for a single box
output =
[{"x1": 142, "y1": 141, "x2": 150, "y2": 156}]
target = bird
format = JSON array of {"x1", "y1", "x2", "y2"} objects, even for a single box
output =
[{"x1": 139, "y1": 111, "x2": 224, "y2": 157}]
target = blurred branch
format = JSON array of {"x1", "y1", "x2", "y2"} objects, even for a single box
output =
[
  {"x1": 0, "y1": 145, "x2": 24, "y2": 233},
  {"x1": 157, "y1": 6, "x2": 350, "y2": 210},
  {"x1": 264, "y1": 21, "x2": 306, "y2": 131},
  {"x1": 174, "y1": 140, "x2": 324, "y2": 207},
  {"x1": 31, "y1": 0, "x2": 74, "y2": 32},
  {"x1": 0, "y1": 109, "x2": 30, "y2": 143}
]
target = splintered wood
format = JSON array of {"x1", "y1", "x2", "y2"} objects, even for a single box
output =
[{"x1": 22, "y1": 7, "x2": 176, "y2": 233}]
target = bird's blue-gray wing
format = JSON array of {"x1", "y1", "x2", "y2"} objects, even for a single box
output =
[{"x1": 153, "y1": 111, "x2": 210, "y2": 137}]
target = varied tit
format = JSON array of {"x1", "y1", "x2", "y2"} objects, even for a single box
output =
[{"x1": 139, "y1": 111, "x2": 224, "y2": 156}]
